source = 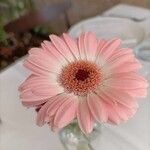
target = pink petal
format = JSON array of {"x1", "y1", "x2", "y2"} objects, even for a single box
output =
[
  {"x1": 42, "y1": 41, "x2": 68, "y2": 65},
  {"x1": 77, "y1": 98, "x2": 94, "y2": 134},
  {"x1": 106, "y1": 73, "x2": 148, "y2": 94},
  {"x1": 24, "y1": 60, "x2": 49, "y2": 76},
  {"x1": 62, "y1": 33, "x2": 80, "y2": 60},
  {"x1": 103, "y1": 102, "x2": 137, "y2": 125},
  {"x1": 113, "y1": 107, "x2": 128, "y2": 122},
  {"x1": 31, "y1": 84, "x2": 63, "y2": 97},
  {"x1": 22, "y1": 100, "x2": 47, "y2": 107},
  {"x1": 96, "y1": 39, "x2": 121, "y2": 62},
  {"x1": 112, "y1": 104, "x2": 135, "y2": 122},
  {"x1": 33, "y1": 44, "x2": 67, "y2": 68},
  {"x1": 95, "y1": 39, "x2": 107, "y2": 66},
  {"x1": 20, "y1": 89, "x2": 49, "y2": 106},
  {"x1": 104, "y1": 103, "x2": 121, "y2": 125},
  {"x1": 96, "y1": 39, "x2": 107, "y2": 56},
  {"x1": 100, "y1": 88, "x2": 138, "y2": 108},
  {"x1": 110, "y1": 61, "x2": 142, "y2": 74},
  {"x1": 36, "y1": 93, "x2": 78, "y2": 129},
  {"x1": 36, "y1": 94, "x2": 66, "y2": 126},
  {"x1": 106, "y1": 53, "x2": 135, "y2": 69},
  {"x1": 28, "y1": 46, "x2": 62, "y2": 66},
  {"x1": 50, "y1": 120, "x2": 60, "y2": 132},
  {"x1": 119, "y1": 104, "x2": 137, "y2": 118},
  {"x1": 46, "y1": 96, "x2": 67, "y2": 117},
  {"x1": 83, "y1": 32, "x2": 98, "y2": 61},
  {"x1": 107, "y1": 48, "x2": 133, "y2": 62},
  {"x1": 104, "y1": 73, "x2": 148, "y2": 90},
  {"x1": 19, "y1": 75, "x2": 63, "y2": 98},
  {"x1": 54, "y1": 94, "x2": 78, "y2": 128},
  {"x1": 28, "y1": 47, "x2": 48, "y2": 56},
  {"x1": 126, "y1": 88, "x2": 147, "y2": 98},
  {"x1": 48, "y1": 116, "x2": 54, "y2": 125},
  {"x1": 87, "y1": 92, "x2": 107, "y2": 123},
  {"x1": 50, "y1": 34, "x2": 75, "y2": 62},
  {"x1": 19, "y1": 74, "x2": 35, "y2": 91},
  {"x1": 77, "y1": 33, "x2": 87, "y2": 60},
  {"x1": 95, "y1": 89, "x2": 116, "y2": 106},
  {"x1": 19, "y1": 74, "x2": 57, "y2": 91},
  {"x1": 36, "y1": 102, "x2": 54, "y2": 126},
  {"x1": 25, "y1": 53, "x2": 61, "y2": 74}
]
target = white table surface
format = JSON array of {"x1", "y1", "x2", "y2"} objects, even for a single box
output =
[{"x1": 1, "y1": 4, "x2": 150, "y2": 150}]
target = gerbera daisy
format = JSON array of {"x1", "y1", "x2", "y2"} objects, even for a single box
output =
[{"x1": 19, "y1": 32, "x2": 148, "y2": 134}]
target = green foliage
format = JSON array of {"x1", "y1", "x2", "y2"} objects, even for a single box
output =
[
  {"x1": 0, "y1": 0, "x2": 34, "y2": 45},
  {"x1": 0, "y1": 16, "x2": 8, "y2": 45},
  {"x1": 0, "y1": 26, "x2": 8, "y2": 45},
  {"x1": 0, "y1": 0, "x2": 34, "y2": 23}
]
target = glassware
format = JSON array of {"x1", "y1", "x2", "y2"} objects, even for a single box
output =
[
  {"x1": 59, "y1": 122, "x2": 101, "y2": 150},
  {"x1": 135, "y1": 38, "x2": 150, "y2": 83}
]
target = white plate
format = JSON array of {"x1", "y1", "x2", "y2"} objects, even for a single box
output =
[{"x1": 69, "y1": 16, "x2": 145, "y2": 48}]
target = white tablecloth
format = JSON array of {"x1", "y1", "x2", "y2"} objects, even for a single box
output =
[{"x1": 1, "y1": 4, "x2": 150, "y2": 150}]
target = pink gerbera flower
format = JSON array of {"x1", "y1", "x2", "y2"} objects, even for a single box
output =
[{"x1": 19, "y1": 32, "x2": 148, "y2": 134}]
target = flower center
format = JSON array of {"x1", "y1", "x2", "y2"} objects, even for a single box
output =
[
  {"x1": 59, "y1": 60, "x2": 102, "y2": 96},
  {"x1": 75, "y1": 69, "x2": 89, "y2": 81}
]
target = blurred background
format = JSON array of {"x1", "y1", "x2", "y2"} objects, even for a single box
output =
[
  {"x1": 1, "y1": 1, "x2": 150, "y2": 150},
  {"x1": 0, "y1": 0, "x2": 150, "y2": 71}
]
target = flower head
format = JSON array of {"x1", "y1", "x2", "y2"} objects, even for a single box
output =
[{"x1": 19, "y1": 32, "x2": 148, "y2": 134}]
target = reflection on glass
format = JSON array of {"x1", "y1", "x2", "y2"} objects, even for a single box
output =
[{"x1": 135, "y1": 39, "x2": 150, "y2": 84}]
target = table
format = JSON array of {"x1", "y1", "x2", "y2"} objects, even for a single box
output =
[{"x1": 1, "y1": 4, "x2": 150, "y2": 150}]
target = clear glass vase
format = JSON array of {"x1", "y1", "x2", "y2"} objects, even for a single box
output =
[
  {"x1": 59, "y1": 122, "x2": 101, "y2": 150},
  {"x1": 135, "y1": 38, "x2": 150, "y2": 82}
]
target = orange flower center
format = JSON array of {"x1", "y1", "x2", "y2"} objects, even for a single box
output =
[{"x1": 59, "y1": 60, "x2": 101, "y2": 96}]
